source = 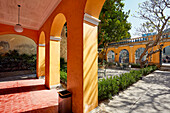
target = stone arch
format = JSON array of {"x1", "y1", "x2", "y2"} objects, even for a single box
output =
[
  {"x1": 50, "y1": 13, "x2": 66, "y2": 37},
  {"x1": 0, "y1": 34, "x2": 37, "y2": 55},
  {"x1": 107, "y1": 50, "x2": 115, "y2": 62},
  {"x1": 162, "y1": 45, "x2": 170, "y2": 63},
  {"x1": 39, "y1": 31, "x2": 45, "y2": 44},
  {"x1": 0, "y1": 24, "x2": 38, "y2": 44},
  {"x1": 135, "y1": 48, "x2": 147, "y2": 64},
  {"x1": 0, "y1": 34, "x2": 37, "y2": 75},
  {"x1": 37, "y1": 31, "x2": 46, "y2": 78},
  {"x1": 46, "y1": 13, "x2": 67, "y2": 88},
  {"x1": 119, "y1": 49, "x2": 129, "y2": 63},
  {"x1": 85, "y1": 0, "x2": 106, "y2": 18},
  {"x1": 0, "y1": 33, "x2": 37, "y2": 45}
]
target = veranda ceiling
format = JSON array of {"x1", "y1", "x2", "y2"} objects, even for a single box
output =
[{"x1": 0, "y1": 0, "x2": 62, "y2": 30}]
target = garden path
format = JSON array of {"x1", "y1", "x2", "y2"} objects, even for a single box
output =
[{"x1": 92, "y1": 70, "x2": 170, "y2": 113}]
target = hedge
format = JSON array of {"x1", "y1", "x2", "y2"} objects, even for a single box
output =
[
  {"x1": 98, "y1": 66, "x2": 157, "y2": 101},
  {"x1": 60, "y1": 71, "x2": 67, "y2": 84},
  {"x1": 59, "y1": 64, "x2": 157, "y2": 101}
]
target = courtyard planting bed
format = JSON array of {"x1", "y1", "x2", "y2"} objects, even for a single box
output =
[{"x1": 98, "y1": 66, "x2": 157, "y2": 101}]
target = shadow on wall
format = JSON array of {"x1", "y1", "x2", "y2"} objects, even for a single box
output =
[
  {"x1": 98, "y1": 71, "x2": 170, "y2": 113},
  {"x1": 40, "y1": 58, "x2": 45, "y2": 77}
]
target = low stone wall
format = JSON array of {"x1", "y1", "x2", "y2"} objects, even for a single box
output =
[{"x1": 0, "y1": 70, "x2": 36, "y2": 78}]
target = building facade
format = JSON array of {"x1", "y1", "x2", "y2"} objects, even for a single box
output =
[{"x1": 107, "y1": 29, "x2": 170, "y2": 66}]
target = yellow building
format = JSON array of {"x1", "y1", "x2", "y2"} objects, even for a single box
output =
[
  {"x1": 0, "y1": 0, "x2": 107, "y2": 112},
  {"x1": 106, "y1": 29, "x2": 170, "y2": 66}
]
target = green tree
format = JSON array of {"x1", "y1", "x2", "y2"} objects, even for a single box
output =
[
  {"x1": 98, "y1": 0, "x2": 131, "y2": 64},
  {"x1": 135, "y1": 0, "x2": 170, "y2": 67}
]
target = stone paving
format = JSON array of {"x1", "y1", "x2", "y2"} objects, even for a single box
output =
[
  {"x1": 92, "y1": 70, "x2": 170, "y2": 113},
  {"x1": 98, "y1": 68, "x2": 140, "y2": 79},
  {"x1": 98, "y1": 69, "x2": 130, "y2": 79}
]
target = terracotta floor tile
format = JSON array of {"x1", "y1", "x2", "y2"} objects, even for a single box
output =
[{"x1": 0, "y1": 79, "x2": 59, "y2": 113}]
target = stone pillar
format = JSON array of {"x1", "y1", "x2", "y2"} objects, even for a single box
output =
[
  {"x1": 67, "y1": 13, "x2": 100, "y2": 113},
  {"x1": 45, "y1": 36, "x2": 61, "y2": 89},
  {"x1": 130, "y1": 46, "x2": 133, "y2": 63},
  {"x1": 115, "y1": 47, "x2": 119, "y2": 62},
  {"x1": 37, "y1": 44, "x2": 45, "y2": 78},
  {"x1": 83, "y1": 13, "x2": 100, "y2": 113}
]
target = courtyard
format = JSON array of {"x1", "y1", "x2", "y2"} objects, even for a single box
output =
[
  {"x1": 92, "y1": 70, "x2": 170, "y2": 113},
  {"x1": 0, "y1": 0, "x2": 169, "y2": 112}
]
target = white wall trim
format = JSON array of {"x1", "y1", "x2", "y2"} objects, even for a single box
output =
[
  {"x1": 39, "y1": 44, "x2": 45, "y2": 47},
  {"x1": 50, "y1": 84, "x2": 62, "y2": 89},
  {"x1": 50, "y1": 36, "x2": 61, "y2": 41},
  {"x1": 84, "y1": 13, "x2": 101, "y2": 26}
]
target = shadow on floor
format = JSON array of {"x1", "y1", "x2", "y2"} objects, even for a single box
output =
[{"x1": 96, "y1": 70, "x2": 170, "y2": 113}]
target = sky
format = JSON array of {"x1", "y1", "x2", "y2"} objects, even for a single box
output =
[{"x1": 123, "y1": 0, "x2": 147, "y2": 38}]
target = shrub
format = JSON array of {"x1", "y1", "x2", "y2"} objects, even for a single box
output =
[
  {"x1": 60, "y1": 71, "x2": 67, "y2": 84},
  {"x1": 60, "y1": 58, "x2": 67, "y2": 85},
  {"x1": 60, "y1": 58, "x2": 67, "y2": 72},
  {"x1": 98, "y1": 65, "x2": 157, "y2": 101},
  {"x1": 130, "y1": 63, "x2": 141, "y2": 68}
]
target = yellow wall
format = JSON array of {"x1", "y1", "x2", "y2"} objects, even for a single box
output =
[
  {"x1": 83, "y1": 21, "x2": 98, "y2": 113},
  {"x1": 49, "y1": 40, "x2": 60, "y2": 86},
  {"x1": 37, "y1": 46, "x2": 45, "y2": 77},
  {"x1": 107, "y1": 35, "x2": 170, "y2": 65}
]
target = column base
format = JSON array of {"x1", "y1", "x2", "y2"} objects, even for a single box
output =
[
  {"x1": 50, "y1": 84, "x2": 62, "y2": 89},
  {"x1": 38, "y1": 75, "x2": 45, "y2": 79}
]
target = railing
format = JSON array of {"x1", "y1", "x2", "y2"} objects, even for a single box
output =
[
  {"x1": 109, "y1": 34, "x2": 170, "y2": 46},
  {"x1": 109, "y1": 37, "x2": 149, "y2": 46}
]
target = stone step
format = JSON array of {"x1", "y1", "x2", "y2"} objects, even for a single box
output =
[{"x1": 160, "y1": 66, "x2": 170, "y2": 71}]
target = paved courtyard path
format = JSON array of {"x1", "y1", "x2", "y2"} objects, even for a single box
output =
[{"x1": 92, "y1": 70, "x2": 170, "y2": 113}]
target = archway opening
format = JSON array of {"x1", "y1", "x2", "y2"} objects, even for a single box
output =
[
  {"x1": 162, "y1": 46, "x2": 170, "y2": 64},
  {"x1": 49, "y1": 13, "x2": 67, "y2": 89},
  {"x1": 37, "y1": 31, "x2": 45, "y2": 78},
  {"x1": 0, "y1": 34, "x2": 37, "y2": 81},
  {"x1": 119, "y1": 49, "x2": 129, "y2": 63},
  {"x1": 135, "y1": 48, "x2": 147, "y2": 64},
  {"x1": 107, "y1": 50, "x2": 115, "y2": 63},
  {"x1": 60, "y1": 23, "x2": 67, "y2": 88}
]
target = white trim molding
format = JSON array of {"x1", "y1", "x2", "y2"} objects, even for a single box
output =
[
  {"x1": 39, "y1": 44, "x2": 45, "y2": 47},
  {"x1": 84, "y1": 13, "x2": 101, "y2": 26},
  {"x1": 50, "y1": 36, "x2": 61, "y2": 41},
  {"x1": 50, "y1": 84, "x2": 62, "y2": 89}
]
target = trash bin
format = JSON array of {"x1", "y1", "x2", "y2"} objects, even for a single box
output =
[{"x1": 58, "y1": 90, "x2": 72, "y2": 113}]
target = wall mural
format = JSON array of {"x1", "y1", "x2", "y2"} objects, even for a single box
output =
[
  {"x1": 0, "y1": 34, "x2": 37, "y2": 55},
  {"x1": 119, "y1": 49, "x2": 129, "y2": 63},
  {"x1": 15, "y1": 44, "x2": 36, "y2": 55},
  {"x1": 0, "y1": 41, "x2": 10, "y2": 54}
]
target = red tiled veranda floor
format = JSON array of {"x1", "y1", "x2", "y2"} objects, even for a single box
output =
[{"x1": 0, "y1": 79, "x2": 59, "y2": 113}]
